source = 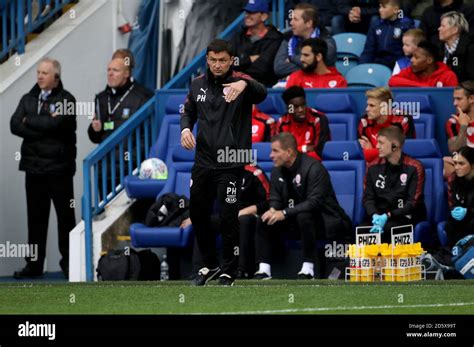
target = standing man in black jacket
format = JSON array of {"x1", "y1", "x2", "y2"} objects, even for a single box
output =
[
  {"x1": 231, "y1": 0, "x2": 283, "y2": 87},
  {"x1": 181, "y1": 39, "x2": 267, "y2": 286},
  {"x1": 255, "y1": 132, "x2": 352, "y2": 279},
  {"x1": 362, "y1": 126, "x2": 427, "y2": 243},
  {"x1": 10, "y1": 57, "x2": 77, "y2": 279}
]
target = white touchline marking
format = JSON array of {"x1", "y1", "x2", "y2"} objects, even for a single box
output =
[{"x1": 188, "y1": 302, "x2": 474, "y2": 315}]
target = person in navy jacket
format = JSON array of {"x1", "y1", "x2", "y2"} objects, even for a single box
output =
[{"x1": 359, "y1": 0, "x2": 415, "y2": 68}]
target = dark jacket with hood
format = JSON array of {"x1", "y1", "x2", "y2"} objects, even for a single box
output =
[
  {"x1": 269, "y1": 153, "x2": 353, "y2": 239},
  {"x1": 181, "y1": 69, "x2": 267, "y2": 169},
  {"x1": 10, "y1": 81, "x2": 77, "y2": 175},
  {"x1": 231, "y1": 25, "x2": 283, "y2": 86},
  {"x1": 420, "y1": 0, "x2": 474, "y2": 44}
]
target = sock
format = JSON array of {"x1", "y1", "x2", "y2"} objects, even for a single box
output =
[
  {"x1": 258, "y1": 263, "x2": 271, "y2": 276},
  {"x1": 300, "y1": 262, "x2": 314, "y2": 276}
]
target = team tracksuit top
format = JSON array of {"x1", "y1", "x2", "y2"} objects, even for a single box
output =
[
  {"x1": 286, "y1": 67, "x2": 348, "y2": 89},
  {"x1": 363, "y1": 153, "x2": 427, "y2": 222},
  {"x1": 388, "y1": 62, "x2": 459, "y2": 87},
  {"x1": 358, "y1": 114, "x2": 416, "y2": 162},
  {"x1": 252, "y1": 107, "x2": 275, "y2": 143},
  {"x1": 276, "y1": 107, "x2": 331, "y2": 160},
  {"x1": 445, "y1": 115, "x2": 474, "y2": 149}
]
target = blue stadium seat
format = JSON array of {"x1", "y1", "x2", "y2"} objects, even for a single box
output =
[
  {"x1": 403, "y1": 139, "x2": 446, "y2": 245},
  {"x1": 313, "y1": 94, "x2": 357, "y2": 141},
  {"x1": 124, "y1": 115, "x2": 183, "y2": 199},
  {"x1": 253, "y1": 142, "x2": 273, "y2": 175},
  {"x1": 322, "y1": 141, "x2": 365, "y2": 226},
  {"x1": 437, "y1": 221, "x2": 448, "y2": 247},
  {"x1": 257, "y1": 94, "x2": 285, "y2": 118},
  {"x1": 394, "y1": 94, "x2": 435, "y2": 139},
  {"x1": 165, "y1": 94, "x2": 187, "y2": 114},
  {"x1": 346, "y1": 64, "x2": 392, "y2": 87},
  {"x1": 130, "y1": 147, "x2": 195, "y2": 248},
  {"x1": 334, "y1": 33, "x2": 367, "y2": 58},
  {"x1": 336, "y1": 59, "x2": 358, "y2": 77}
]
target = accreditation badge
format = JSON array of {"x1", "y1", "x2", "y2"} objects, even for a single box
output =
[{"x1": 104, "y1": 121, "x2": 115, "y2": 131}]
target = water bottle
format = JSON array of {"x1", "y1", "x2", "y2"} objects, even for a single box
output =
[{"x1": 160, "y1": 254, "x2": 169, "y2": 281}]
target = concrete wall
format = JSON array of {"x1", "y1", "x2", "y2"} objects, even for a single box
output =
[{"x1": 0, "y1": 0, "x2": 141, "y2": 276}]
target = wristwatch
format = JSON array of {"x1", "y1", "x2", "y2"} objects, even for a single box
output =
[{"x1": 282, "y1": 210, "x2": 287, "y2": 218}]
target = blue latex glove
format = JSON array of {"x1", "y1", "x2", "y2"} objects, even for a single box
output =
[
  {"x1": 451, "y1": 207, "x2": 467, "y2": 221},
  {"x1": 370, "y1": 213, "x2": 388, "y2": 233}
]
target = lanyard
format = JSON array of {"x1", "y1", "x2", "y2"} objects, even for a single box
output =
[{"x1": 107, "y1": 84, "x2": 134, "y2": 119}]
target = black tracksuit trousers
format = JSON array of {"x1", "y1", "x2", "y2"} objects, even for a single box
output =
[{"x1": 189, "y1": 165, "x2": 243, "y2": 277}]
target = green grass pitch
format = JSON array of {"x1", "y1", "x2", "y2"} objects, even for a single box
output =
[{"x1": 0, "y1": 280, "x2": 473, "y2": 315}]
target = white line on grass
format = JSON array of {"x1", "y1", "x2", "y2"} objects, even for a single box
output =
[{"x1": 190, "y1": 302, "x2": 474, "y2": 315}]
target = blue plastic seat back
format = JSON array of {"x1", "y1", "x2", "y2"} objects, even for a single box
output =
[{"x1": 346, "y1": 64, "x2": 392, "y2": 87}]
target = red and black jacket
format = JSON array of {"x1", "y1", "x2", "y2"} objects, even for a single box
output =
[
  {"x1": 276, "y1": 107, "x2": 330, "y2": 160},
  {"x1": 252, "y1": 107, "x2": 275, "y2": 143},
  {"x1": 363, "y1": 153, "x2": 426, "y2": 221},
  {"x1": 358, "y1": 114, "x2": 416, "y2": 162},
  {"x1": 241, "y1": 164, "x2": 270, "y2": 215}
]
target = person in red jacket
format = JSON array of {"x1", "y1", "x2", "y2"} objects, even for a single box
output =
[
  {"x1": 286, "y1": 38, "x2": 347, "y2": 89},
  {"x1": 276, "y1": 86, "x2": 331, "y2": 160},
  {"x1": 252, "y1": 105, "x2": 275, "y2": 142},
  {"x1": 388, "y1": 40, "x2": 459, "y2": 87},
  {"x1": 358, "y1": 87, "x2": 416, "y2": 163}
]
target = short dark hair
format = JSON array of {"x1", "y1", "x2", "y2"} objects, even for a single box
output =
[
  {"x1": 379, "y1": 0, "x2": 401, "y2": 7},
  {"x1": 456, "y1": 80, "x2": 474, "y2": 97},
  {"x1": 282, "y1": 86, "x2": 306, "y2": 105},
  {"x1": 271, "y1": 132, "x2": 298, "y2": 152},
  {"x1": 417, "y1": 40, "x2": 441, "y2": 62},
  {"x1": 301, "y1": 38, "x2": 327, "y2": 60},
  {"x1": 294, "y1": 3, "x2": 319, "y2": 28},
  {"x1": 206, "y1": 39, "x2": 234, "y2": 56},
  {"x1": 378, "y1": 126, "x2": 405, "y2": 147}
]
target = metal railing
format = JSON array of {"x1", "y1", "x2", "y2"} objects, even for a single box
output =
[
  {"x1": 1, "y1": 0, "x2": 73, "y2": 61},
  {"x1": 81, "y1": 0, "x2": 286, "y2": 281}
]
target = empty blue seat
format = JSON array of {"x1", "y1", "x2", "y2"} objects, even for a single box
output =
[
  {"x1": 124, "y1": 115, "x2": 183, "y2": 199},
  {"x1": 334, "y1": 33, "x2": 367, "y2": 58},
  {"x1": 257, "y1": 94, "x2": 285, "y2": 118},
  {"x1": 165, "y1": 94, "x2": 187, "y2": 114},
  {"x1": 313, "y1": 94, "x2": 357, "y2": 141},
  {"x1": 253, "y1": 142, "x2": 273, "y2": 174},
  {"x1": 394, "y1": 94, "x2": 435, "y2": 139},
  {"x1": 130, "y1": 147, "x2": 195, "y2": 248},
  {"x1": 336, "y1": 59, "x2": 358, "y2": 77},
  {"x1": 322, "y1": 141, "x2": 365, "y2": 226},
  {"x1": 403, "y1": 139, "x2": 442, "y2": 158},
  {"x1": 346, "y1": 64, "x2": 392, "y2": 87}
]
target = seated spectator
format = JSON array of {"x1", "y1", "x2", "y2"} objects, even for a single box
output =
[
  {"x1": 252, "y1": 105, "x2": 275, "y2": 142},
  {"x1": 361, "y1": 126, "x2": 427, "y2": 243},
  {"x1": 230, "y1": 0, "x2": 283, "y2": 87},
  {"x1": 331, "y1": 0, "x2": 380, "y2": 34},
  {"x1": 420, "y1": 0, "x2": 474, "y2": 45},
  {"x1": 286, "y1": 0, "x2": 338, "y2": 29},
  {"x1": 276, "y1": 86, "x2": 331, "y2": 160},
  {"x1": 274, "y1": 3, "x2": 337, "y2": 78},
  {"x1": 444, "y1": 81, "x2": 474, "y2": 177},
  {"x1": 393, "y1": 29, "x2": 426, "y2": 75},
  {"x1": 286, "y1": 38, "x2": 347, "y2": 88},
  {"x1": 189, "y1": 163, "x2": 270, "y2": 279},
  {"x1": 438, "y1": 11, "x2": 474, "y2": 82},
  {"x1": 388, "y1": 39, "x2": 459, "y2": 87},
  {"x1": 358, "y1": 87, "x2": 416, "y2": 162},
  {"x1": 445, "y1": 146, "x2": 474, "y2": 249},
  {"x1": 255, "y1": 132, "x2": 352, "y2": 279},
  {"x1": 359, "y1": 0, "x2": 415, "y2": 68}
]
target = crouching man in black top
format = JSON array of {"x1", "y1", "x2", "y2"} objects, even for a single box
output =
[{"x1": 255, "y1": 132, "x2": 352, "y2": 279}]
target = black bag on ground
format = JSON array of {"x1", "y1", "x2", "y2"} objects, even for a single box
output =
[
  {"x1": 96, "y1": 248, "x2": 141, "y2": 281},
  {"x1": 145, "y1": 193, "x2": 190, "y2": 227}
]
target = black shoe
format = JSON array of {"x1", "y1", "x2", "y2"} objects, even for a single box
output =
[
  {"x1": 191, "y1": 267, "x2": 221, "y2": 286},
  {"x1": 297, "y1": 271, "x2": 313, "y2": 280},
  {"x1": 253, "y1": 271, "x2": 272, "y2": 280},
  {"x1": 13, "y1": 266, "x2": 43, "y2": 279},
  {"x1": 235, "y1": 270, "x2": 249, "y2": 279},
  {"x1": 217, "y1": 274, "x2": 234, "y2": 286}
]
